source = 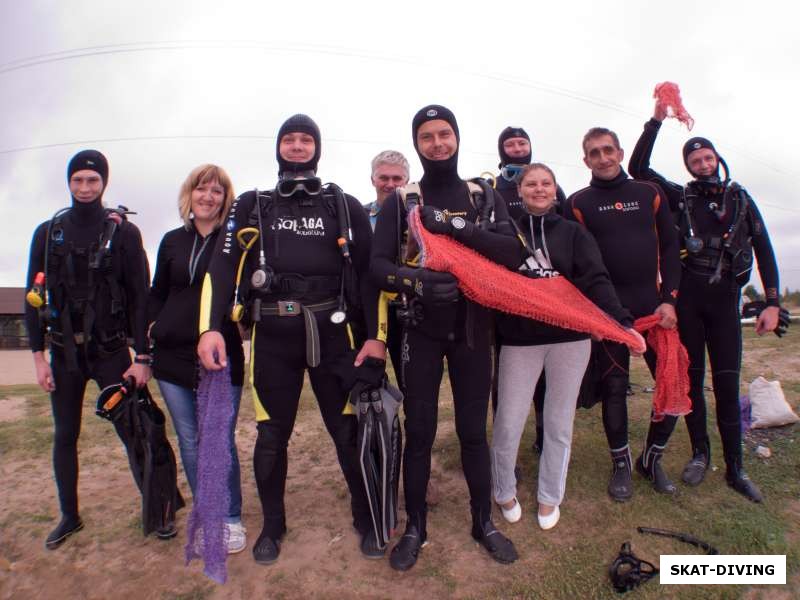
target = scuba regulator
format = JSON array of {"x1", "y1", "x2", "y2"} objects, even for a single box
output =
[{"x1": 26, "y1": 272, "x2": 46, "y2": 308}]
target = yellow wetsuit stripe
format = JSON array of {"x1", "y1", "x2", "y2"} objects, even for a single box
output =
[
  {"x1": 250, "y1": 326, "x2": 270, "y2": 421},
  {"x1": 198, "y1": 272, "x2": 213, "y2": 335},
  {"x1": 341, "y1": 323, "x2": 356, "y2": 415},
  {"x1": 376, "y1": 291, "x2": 394, "y2": 343}
]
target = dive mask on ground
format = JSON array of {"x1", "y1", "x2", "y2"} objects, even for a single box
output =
[
  {"x1": 500, "y1": 164, "x2": 526, "y2": 182},
  {"x1": 276, "y1": 176, "x2": 323, "y2": 198}
]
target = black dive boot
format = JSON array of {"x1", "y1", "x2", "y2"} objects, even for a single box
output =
[
  {"x1": 390, "y1": 513, "x2": 427, "y2": 572},
  {"x1": 471, "y1": 508, "x2": 518, "y2": 564},
  {"x1": 608, "y1": 447, "x2": 633, "y2": 502},
  {"x1": 725, "y1": 455, "x2": 763, "y2": 503},
  {"x1": 253, "y1": 531, "x2": 283, "y2": 565},
  {"x1": 636, "y1": 444, "x2": 676, "y2": 495},
  {"x1": 681, "y1": 441, "x2": 710, "y2": 486},
  {"x1": 45, "y1": 515, "x2": 84, "y2": 550}
]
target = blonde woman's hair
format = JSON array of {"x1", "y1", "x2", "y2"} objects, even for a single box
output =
[{"x1": 178, "y1": 164, "x2": 235, "y2": 229}]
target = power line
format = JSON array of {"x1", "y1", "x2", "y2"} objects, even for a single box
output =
[{"x1": 1, "y1": 39, "x2": 799, "y2": 181}]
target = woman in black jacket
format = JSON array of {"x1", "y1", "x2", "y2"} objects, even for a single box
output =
[
  {"x1": 148, "y1": 164, "x2": 246, "y2": 551},
  {"x1": 486, "y1": 164, "x2": 643, "y2": 530}
]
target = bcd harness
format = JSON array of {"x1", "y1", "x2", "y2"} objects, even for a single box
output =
[
  {"x1": 679, "y1": 181, "x2": 754, "y2": 286},
  {"x1": 39, "y1": 206, "x2": 135, "y2": 372},
  {"x1": 393, "y1": 178, "x2": 498, "y2": 347},
  {"x1": 230, "y1": 182, "x2": 359, "y2": 367}
]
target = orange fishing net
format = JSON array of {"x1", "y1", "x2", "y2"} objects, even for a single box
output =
[
  {"x1": 408, "y1": 208, "x2": 645, "y2": 353},
  {"x1": 409, "y1": 207, "x2": 691, "y2": 420},
  {"x1": 633, "y1": 314, "x2": 692, "y2": 421},
  {"x1": 654, "y1": 81, "x2": 694, "y2": 130}
]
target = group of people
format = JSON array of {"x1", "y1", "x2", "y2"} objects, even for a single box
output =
[{"x1": 25, "y1": 96, "x2": 782, "y2": 573}]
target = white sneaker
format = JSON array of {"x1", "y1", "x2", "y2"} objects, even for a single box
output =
[
  {"x1": 226, "y1": 522, "x2": 247, "y2": 554},
  {"x1": 537, "y1": 505, "x2": 560, "y2": 530},
  {"x1": 499, "y1": 498, "x2": 522, "y2": 523}
]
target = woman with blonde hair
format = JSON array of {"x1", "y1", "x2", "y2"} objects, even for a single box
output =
[{"x1": 148, "y1": 164, "x2": 247, "y2": 552}]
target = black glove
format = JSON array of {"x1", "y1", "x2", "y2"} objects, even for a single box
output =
[
  {"x1": 419, "y1": 205, "x2": 453, "y2": 235},
  {"x1": 742, "y1": 301, "x2": 791, "y2": 338},
  {"x1": 396, "y1": 267, "x2": 459, "y2": 305}
]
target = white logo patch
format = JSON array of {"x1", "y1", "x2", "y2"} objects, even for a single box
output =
[
  {"x1": 272, "y1": 216, "x2": 326, "y2": 236},
  {"x1": 426, "y1": 109, "x2": 438, "y2": 117}
]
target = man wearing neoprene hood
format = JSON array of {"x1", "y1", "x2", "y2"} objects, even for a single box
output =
[
  {"x1": 495, "y1": 126, "x2": 566, "y2": 219},
  {"x1": 564, "y1": 128, "x2": 682, "y2": 502},
  {"x1": 371, "y1": 104, "x2": 518, "y2": 571},
  {"x1": 629, "y1": 101, "x2": 782, "y2": 502},
  {"x1": 197, "y1": 114, "x2": 386, "y2": 563},
  {"x1": 25, "y1": 150, "x2": 152, "y2": 549}
]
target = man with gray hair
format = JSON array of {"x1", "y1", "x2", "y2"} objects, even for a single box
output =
[
  {"x1": 365, "y1": 150, "x2": 410, "y2": 389},
  {"x1": 366, "y1": 150, "x2": 410, "y2": 230}
]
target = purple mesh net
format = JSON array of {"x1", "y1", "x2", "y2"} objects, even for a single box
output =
[{"x1": 185, "y1": 365, "x2": 233, "y2": 584}]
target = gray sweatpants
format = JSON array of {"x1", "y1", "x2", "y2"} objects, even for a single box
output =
[{"x1": 491, "y1": 339, "x2": 591, "y2": 507}]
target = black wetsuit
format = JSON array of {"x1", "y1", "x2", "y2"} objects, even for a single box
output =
[
  {"x1": 148, "y1": 225, "x2": 244, "y2": 388},
  {"x1": 365, "y1": 201, "x2": 405, "y2": 391},
  {"x1": 629, "y1": 118, "x2": 781, "y2": 466},
  {"x1": 25, "y1": 199, "x2": 150, "y2": 520},
  {"x1": 201, "y1": 185, "x2": 376, "y2": 541},
  {"x1": 564, "y1": 169, "x2": 681, "y2": 451},
  {"x1": 371, "y1": 170, "x2": 513, "y2": 532}
]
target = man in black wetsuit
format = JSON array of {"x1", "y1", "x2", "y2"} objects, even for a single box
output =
[
  {"x1": 495, "y1": 126, "x2": 567, "y2": 220},
  {"x1": 25, "y1": 150, "x2": 152, "y2": 549},
  {"x1": 371, "y1": 105, "x2": 518, "y2": 571},
  {"x1": 197, "y1": 114, "x2": 386, "y2": 563},
  {"x1": 564, "y1": 128, "x2": 682, "y2": 501},
  {"x1": 629, "y1": 101, "x2": 781, "y2": 502}
]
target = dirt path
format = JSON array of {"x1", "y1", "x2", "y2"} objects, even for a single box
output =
[{"x1": 0, "y1": 351, "x2": 37, "y2": 386}]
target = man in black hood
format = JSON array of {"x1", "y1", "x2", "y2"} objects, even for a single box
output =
[
  {"x1": 495, "y1": 126, "x2": 566, "y2": 219},
  {"x1": 25, "y1": 149, "x2": 152, "y2": 549},
  {"x1": 370, "y1": 105, "x2": 518, "y2": 571},
  {"x1": 199, "y1": 114, "x2": 387, "y2": 564},
  {"x1": 629, "y1": 100, "x2": 782, "y2": 502}
]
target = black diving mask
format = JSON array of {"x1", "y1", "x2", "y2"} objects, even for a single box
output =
[{"x1": 277, "y1": 176, "x2": 323, "y2": 198}]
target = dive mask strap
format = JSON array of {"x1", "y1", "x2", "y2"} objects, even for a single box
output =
[{"x1": 609, "y1": 542, "x2": 659, "y2": 594}]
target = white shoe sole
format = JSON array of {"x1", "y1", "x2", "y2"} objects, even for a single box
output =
[
  {"x1": 538, "y1": 506, "x2": 560, "y2": 530},
  {"x1": 500, "y1": 498, "x2": 522, "y2": 523}
]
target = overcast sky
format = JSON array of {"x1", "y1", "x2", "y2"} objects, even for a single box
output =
[{"x1": 2, "y1": 1, "x2": 798, "y2": 292}]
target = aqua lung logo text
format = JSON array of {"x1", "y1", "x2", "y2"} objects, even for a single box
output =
[
  {"x1": 272, "y1": 216, "x2": 326, "y2": 236},
  {"x1": 222, "y1": 199, "x2": 239, "y2": 254},
  {"x1": 598, "y1": 200, "x2": 640, "y2": 213}
]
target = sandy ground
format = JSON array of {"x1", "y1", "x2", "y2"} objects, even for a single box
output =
[
  {"x1": 0, "y1": 351, "x2": 37, "y2": 386},
  {"x1": 1, "y1": 337, "x2": 797, "y2": 600}
]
